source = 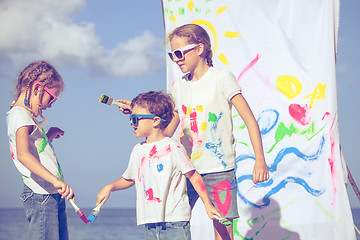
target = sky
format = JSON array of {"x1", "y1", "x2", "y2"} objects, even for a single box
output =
[{"x1": 0, "y1": 0, "x2": 359, "y2": 210}]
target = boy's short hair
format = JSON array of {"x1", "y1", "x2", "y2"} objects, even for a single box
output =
[{"x1": 131, "y1": 91, "x2": 174, "y2": 130}]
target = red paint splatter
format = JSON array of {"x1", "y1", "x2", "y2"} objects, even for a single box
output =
[
  {"x1": 197, "y1": 179, "x2": 207, "y2": 192},
  {"x1": 210, "y1": 181, "x2": 232, "y2": 216},
  {"x1": 289, "y1": 104, "x2": 311, "y2": 125},
  {"x1": 146, "y1": 188, "x2": 161, "y2": 203},
  {"x1": 237, "y1": 54, "x2": 260, "y2": 84},
  {"x1": 322, "y1": 112, "x2": 337, "y2": 205},
  {"x1": 9, "y1": 142, "x2": 15, "y2": 160}
]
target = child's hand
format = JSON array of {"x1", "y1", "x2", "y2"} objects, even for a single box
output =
[
  {"x1": 205, "y1": 203, "x2": 223, "y2": 220},
  {"x1": 116, "y1": 99, "x2": 132, "y2": 114},
  {"x1": 96, "y1": 185, "x2": 112, "y2": 206},
  {"x1": 54, "y1": 180, "x2": 74, "y2": 200},
  {"x1": 253, "y1": 160, "x2": 269, "y2": 183},
  {"x1": 47, "y1": 127, "x2": 64, "y2": 142}
]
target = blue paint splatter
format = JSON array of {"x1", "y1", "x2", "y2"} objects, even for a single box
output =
[{"x1": 157, "y1": 164, "x2": 163, "y2": 172}]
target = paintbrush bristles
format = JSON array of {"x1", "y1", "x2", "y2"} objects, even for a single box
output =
[{"x1": 99, "y1": 94, "x2": 113, "y2": 105}]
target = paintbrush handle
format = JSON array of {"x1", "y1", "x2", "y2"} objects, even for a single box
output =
[
  {"x1": 69, "y1": 199, "x2": 80, "y2": 212},
  {"x1": 93, "y1": 203, "x2": 102, "y2": 212}
]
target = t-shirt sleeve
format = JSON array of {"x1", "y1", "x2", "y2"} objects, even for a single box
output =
[
  {"x1": 173, "y1": 142, "x2": 195, "y2": 174},
  {"x1": 122, "y1": 145, "x2": 138, "y2": 180},
  {"x1": 9, "y1": 107, "x2": 36, "y2": 134},
  {"x1": 219, "y1": 70, "x2": 242, "y2": 102}
]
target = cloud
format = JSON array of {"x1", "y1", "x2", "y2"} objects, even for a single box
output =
[{"x1": 0, "y1": 0, "x2": 164, "y2": 77}]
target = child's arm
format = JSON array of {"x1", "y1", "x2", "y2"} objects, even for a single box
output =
[
  {"x1": 46, "y1": 127, "x2": 64, "y2": 142},
  {"x1": 231, "y1": 94, "x2": 269, "y2": 183},
  {"x1": 185, "y1": 170, "x2": 222, "y2": 220},
  {"x1": 96, "y1": 177, "x2": 135, "y2": 206},
  {"x1": 16, "y1": 126, "x2": 74, "y2": 199},
  {"x1": 164, "y1": 110, "x2": 180, "y2": 137}
]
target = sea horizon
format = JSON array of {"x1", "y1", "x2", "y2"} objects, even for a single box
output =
[{"x1": 0, "y1": 208, "x2": 359, "y2": 240}]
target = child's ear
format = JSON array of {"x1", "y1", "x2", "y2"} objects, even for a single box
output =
[
  {"x1": 197, "y1": 43, "x2": 205, "y2": 56},
  {"x1": 153, "y1": 117, "x2": 162, "y2": 128},
  {"x1": 32, "y1": 82, "x2": 41, "y2": 96}
]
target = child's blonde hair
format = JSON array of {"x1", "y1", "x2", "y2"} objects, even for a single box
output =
[
  {"x1": 12, "y1": 60, "x2": 64, "y2": 127},
  {"x1": 168, "y1": 24, "x2": 213, "y2": 67}
]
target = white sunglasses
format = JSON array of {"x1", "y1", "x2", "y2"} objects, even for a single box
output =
[{"x1": 168, "y1": 44, "x2": 198, "y2": 61}]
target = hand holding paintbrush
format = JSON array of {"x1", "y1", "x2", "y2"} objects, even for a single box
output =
[{"x1": 99, "y1": 95, "x2": 131, "y2": 114}]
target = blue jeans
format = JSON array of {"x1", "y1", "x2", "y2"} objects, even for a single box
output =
[
  {"x1": 20, "y1": 184, "x2": 69, "y2": 240},
  {"x1": 145, "y1": 221, "x2": 191, "y2": 240}
]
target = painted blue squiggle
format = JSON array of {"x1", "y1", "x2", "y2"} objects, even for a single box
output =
[
  {"x1": 268, "y1": 135, "x2": 325, "y2": 172},
  {"x1": 237, "y1": 176, "x2": 324, "y2": 208},
  {"x1": 235, "y1": 135, "x2": 325, "y2": 173}
]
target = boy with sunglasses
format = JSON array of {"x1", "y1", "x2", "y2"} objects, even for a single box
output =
[{"x1": 95, "y1": 91, "x2": 222, "y2": 240}]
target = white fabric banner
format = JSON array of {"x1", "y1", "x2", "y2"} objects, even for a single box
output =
[{"x1": 161, "y1": 0, "x2": 355, "y2": 239}]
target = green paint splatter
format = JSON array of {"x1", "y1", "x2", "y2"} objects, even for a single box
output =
[
  {"x1": 208, "y1": 112, "x2": 217, "y2": 122},
  {"x1": 36, "y1": 129, "x2": 48, "y2": 154},
  {"x1": 267, "y1": 121, "x2": 326, "y2": 153}
]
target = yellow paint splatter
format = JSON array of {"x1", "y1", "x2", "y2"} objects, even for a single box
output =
[
  {"x1": 201, "y1": 122, "x2": 207, "y2": 131},
  {"x1": 216, "y1": 6, "x2": 228, "y2": 15},
  {"x1": 218, "y1": 52, "x2": 230, "y2": 65},
  {"x1": 192, "y1": 19, "x2": 218, "y2": 54},
  {"x1": 191, "y1": 152, "x2": 202, "y2": 161},
  {"x1": 224, "y1": 31, "x2": 241, "y2": 38},
  {"x1": 276, "y1": 75, "x2": 302, "y2": 99},
  {"x1": 303, "y1": 82, "x2": 326, "y2": 108},
  {"x1": 187, "y1": 1, "x2": 194, "y2": 12},
  {"x1": 196, "y1": 105, "x2": 203, "y2": 112},
  {"x1": 170, "y1": 15, "x2": 177, "y2": 24}
]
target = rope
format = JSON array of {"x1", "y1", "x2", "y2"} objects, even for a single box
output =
[
  {"x1": 347, "y1": 165, "x2": 360, "y2": 201},
  {"x1": 347, "y1": 165, "x2": 360, "y2": 237}
]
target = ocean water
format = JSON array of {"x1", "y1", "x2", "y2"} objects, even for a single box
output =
[
  {"x1": 0, "y1": 208, "x2": 359, "y2": 240},
  {"x1": 0, "y1": 208, "x2": 144, "y2": 240}
]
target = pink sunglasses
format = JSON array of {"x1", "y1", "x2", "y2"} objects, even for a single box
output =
[{"x1": 34, "y1": 80, "x2": 58, "y2": 106}]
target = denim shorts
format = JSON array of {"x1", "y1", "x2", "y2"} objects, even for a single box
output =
[
  {"x1": 20, "y1": 184, "x2": 69, "y2": 240},
  {"x1": 145, "y1": 221, "x2": 191, "y2": 240},
  {"x1": 187, "y1": 168, "x2": 239, "y2": 219}
]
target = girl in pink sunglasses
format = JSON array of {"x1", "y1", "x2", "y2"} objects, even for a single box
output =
[{"x1": 6, "y1": 60, "x2": 75, "y2": 240}]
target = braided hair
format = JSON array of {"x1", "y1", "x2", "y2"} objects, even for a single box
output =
[
  {"x1": 168, "y1": 24, "x2": 213, "y2": 67},
  {"x1": 11, "y1": 60, "x2": 64, "y2": 127}
]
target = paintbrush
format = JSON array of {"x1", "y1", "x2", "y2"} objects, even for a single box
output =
[
  {"x1": 87, "y1": 203, "x2": 102, "y2": 223},
  {"x1": 69, "y1": 199, "x2": 89, "y2": 224},
  {"x1": 213, "y1": 215, "x2": 232, "y2": 226},
  {"x1": 99, "y1": 94, "x2": 131, "y2": 113},
  {"x1": 99, "y1": 95, "x2": 123, "y2": 107}
]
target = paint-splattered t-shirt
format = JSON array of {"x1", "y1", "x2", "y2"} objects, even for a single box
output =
[
  {"x1": 123, "y1": 137, "x2": 195, "y2": 225},
  {"x1": 171, "y1": 67, "x2": 241, "y2": 174},
  {"x1": 6, "y1": 106, "x2": 63, "y2": 194}
]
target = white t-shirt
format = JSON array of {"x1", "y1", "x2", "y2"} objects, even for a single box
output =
[
  {"x1": 123, "y1": 137, "x2": 195, "y2": 225},
  {"x1": 7, "y1": 106, "x2": 63, "y2": 194},
  {"x1": 171, "y1": 67, "x2": 242, "y2": 174}
]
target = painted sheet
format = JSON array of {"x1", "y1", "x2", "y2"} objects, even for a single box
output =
[{"x1": 161, "y1": 0, "x2": 356, "y2": 239}]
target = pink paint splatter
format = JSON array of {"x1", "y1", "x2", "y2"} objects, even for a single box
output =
[
  {"x1": 197, "y1": 179, "x2": 207, "y2": 192},
  {"x1": 237, "y1": 54, "x2": 260, "y2": 84},
  {"x1": 146, "y1": 188, "x2": 161, "y2": 203},
  {"x1": 210, "y1": 180, "x2": 232, "y2": 216},
  {"x1": 9, "y1": 142, "x2": 15, "y2": 160},
  {"x1": 322, "y1": 112, "x2": 337, "y2": 205},
  {"x1": 289, "y1": 104, "x2": 311, "y2": 125},
  {"x1": 148, "y1": 145, "x2": 171, "y2": 163}
]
